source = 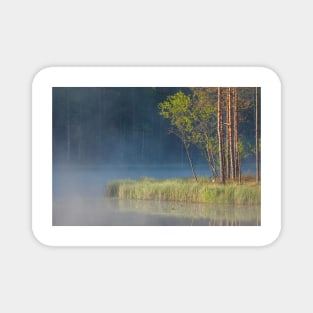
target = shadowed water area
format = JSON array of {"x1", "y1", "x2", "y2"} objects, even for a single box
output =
[{"x1": 53, "y1": 165, "x2": 261, "y2": 226}]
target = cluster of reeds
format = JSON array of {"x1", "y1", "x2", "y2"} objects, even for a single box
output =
[{"x1": 106, "y1": 176, "x2": 260, "y2": 205}]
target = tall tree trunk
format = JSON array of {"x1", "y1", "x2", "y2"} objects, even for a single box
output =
[
  {"x1": 184, "y1": 142, "x2": 198, "y2": 182},
  {"x1": 206, "y1": 146, "x2": 218, "y2": 178},
  {"x1": 217, "y1": 87, "x2": 225, "y2": 184},
  {"x1": 225, "y1": 88, "x2": 230, "y2": 178},
  {"x1": 238, "y1": 152, "x2": 241, "y2": 184},
  {"x1": 233, "y1": 88, "x2": 238, "y2": 179},
  {"x1": 228, "y1": 87, "x2": 234, "y2": 180},
  {"x1": 233, "y1": 88, "x2": 239, "y2": 181},
  {"x1": 256, "y1": 87, "x2": 260, "y2": 183},
  {"x1": 66, "y1": 89, "x2": 71, "y2": 162}
]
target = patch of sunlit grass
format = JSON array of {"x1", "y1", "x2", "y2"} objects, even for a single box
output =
[{"x1": 106, "y1": 176, "x2": 261, "y2": 205}]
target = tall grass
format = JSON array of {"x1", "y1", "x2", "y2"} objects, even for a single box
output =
[{"x1": 106, "y1": 177, "x2": 261, "y2": 205}]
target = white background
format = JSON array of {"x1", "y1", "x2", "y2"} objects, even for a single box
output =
[
  {"x1": 0, "y1": 1, "x2": 310, "y2": 312},
  {"x1": 32, "y1": 67, "x2": 280, "y2": 247}
]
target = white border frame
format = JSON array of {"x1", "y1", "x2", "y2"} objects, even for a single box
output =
[{"x1": 32, "y1": 67, "x2": 281, "y2": 246}]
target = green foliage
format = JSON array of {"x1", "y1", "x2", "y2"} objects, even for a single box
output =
[
  {"x1": 160, "y1": 87, "x2": 260, "y2": 166},
  {"x1": 189, "y1": 88, "x2": 219, "y2": 172},
  {"x1": 158, "y1": 91, "x2": 194, "y2": 142},
  {"x1": 158, "y1": 88, "x2": 220, "y2": 176}
]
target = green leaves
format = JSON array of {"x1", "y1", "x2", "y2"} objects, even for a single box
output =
[
  {"x1": 158, "y1": 89, "x2": 219, "y2": 176},
  {"x1": 159, "y1": 91, "x2": 194, "y2": 140}
]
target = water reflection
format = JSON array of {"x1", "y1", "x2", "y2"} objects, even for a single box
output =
[
  {"x1": 109, "y1": 199, "x2": 261, "y2": 226},
  {"x1": 53, "y1": 166, "x2": 260, "y2": 226}
]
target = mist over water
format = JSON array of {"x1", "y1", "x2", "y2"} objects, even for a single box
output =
[
  {"x1": 52, "y1": 87, "x2": 260, "y2": 226},
  {"x1": 53, "y1": 163, "x2": 260, "y2": 226}
]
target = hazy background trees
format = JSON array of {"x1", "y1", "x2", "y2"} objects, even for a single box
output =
[{"x1": 53, "y1": 87, "x2": 260, "y2": 180}]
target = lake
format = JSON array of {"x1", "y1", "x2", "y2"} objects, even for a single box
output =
[{"x1": 53, "y1": 165, "x2": 261, "y2": 226}]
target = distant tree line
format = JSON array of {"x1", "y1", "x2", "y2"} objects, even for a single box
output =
[
  {"x1": 53, "y1": 87, "x2": 188, "y2": 165},
  {"x1": 53, "y1": 87, "x2": 260, "y2": 179}
]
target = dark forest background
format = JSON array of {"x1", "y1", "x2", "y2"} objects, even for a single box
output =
[{"x1": 52, "y1": 87, "x2": 259, "y2": 167}]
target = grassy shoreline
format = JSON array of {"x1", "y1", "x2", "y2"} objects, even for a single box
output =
[{"x1": 106, "y1": 177, "x2": 261, "y2": 205}]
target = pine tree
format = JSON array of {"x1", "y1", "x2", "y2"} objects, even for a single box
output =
[
  {"x1": 228, "y1": 88, "x2": 234, "y2": 180},
  {"x1": 217, "y1": 87, "x2": 225, "y2": 184},
  {"x1": 233, "y1": 88, "x2": 241, "y2": 183}
]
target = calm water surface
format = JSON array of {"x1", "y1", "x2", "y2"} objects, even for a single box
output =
[{"x1": 53, "y1": 165, "x2": 260, "y2": 226}]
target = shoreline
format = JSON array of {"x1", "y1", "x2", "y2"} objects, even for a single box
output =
[{"x1": 106, "y1": 176, "x2": 261, "y2": 205}]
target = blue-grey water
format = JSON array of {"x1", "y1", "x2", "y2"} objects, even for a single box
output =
[{"x1": 53, "y1": 164, "x2": 260, "y2": 226}]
